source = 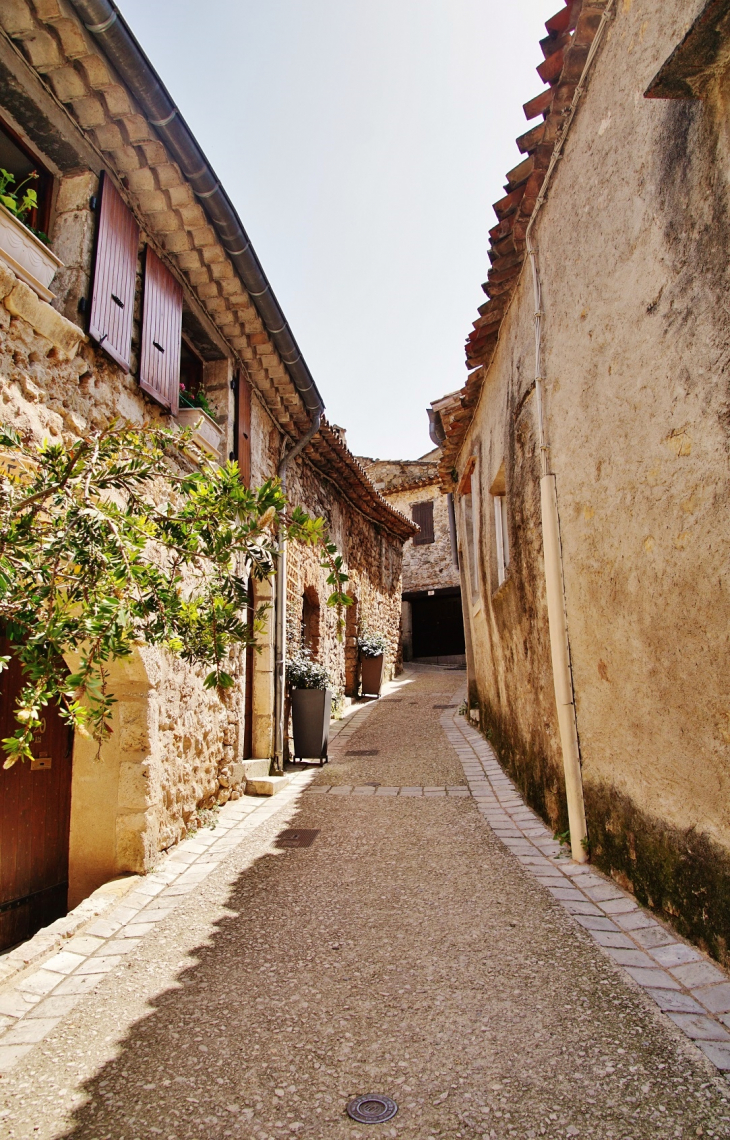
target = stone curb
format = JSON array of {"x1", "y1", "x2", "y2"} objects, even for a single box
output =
[
  {"x1": 0, "y1": 766, "x2": 317, "y2": 1073},
  {"x1": 444, "y1": 698, "x2": 730, "y2": 1078}
]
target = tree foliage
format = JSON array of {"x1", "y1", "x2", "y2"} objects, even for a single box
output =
[{"x1": 0, "y1": 423, "x2": 351, "y2": 766}]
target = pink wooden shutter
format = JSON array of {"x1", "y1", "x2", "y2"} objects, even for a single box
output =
[
  {"x1": 88, "y1": 172, "x2": 139, "y2": 373},
  {"x1": 140, "y1": 247, "x2": 182, "y2": 414}
]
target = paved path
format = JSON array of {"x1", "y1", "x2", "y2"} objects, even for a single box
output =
[{"x1": 1, "y1": 666, "x2": 730, "y2": 1139}]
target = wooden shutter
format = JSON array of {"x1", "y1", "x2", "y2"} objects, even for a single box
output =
[
  {"x1": 236, "y1": 371, "x2": 252, "y2": 486},
  {"x1": 412, "y1": 501, "x2": 435, "y2": 545},
  {"x1": 88, "y1": 172, "x2": 139, "y2": 373},
  {"x1": 140, "y1": 247, "x2": 182, "y2": 414}
]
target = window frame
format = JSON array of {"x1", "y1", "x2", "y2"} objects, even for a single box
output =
[{"x1": 0, "y1": 113, "x2": 54, "y2": 239}]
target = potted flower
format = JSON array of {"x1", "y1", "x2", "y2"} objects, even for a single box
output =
[
  {"x1": 357, "y1": 630, "x2": 389, "y2": 697},
  {"x1": 177, "y1": 384, "x2": 224, "y2": 459},
  {"x1": 0, "y1": 169, "x2": 62, "y2": 303},
  {"x1": 287, "y1": 649, "x2": 332, "y2": 765}
]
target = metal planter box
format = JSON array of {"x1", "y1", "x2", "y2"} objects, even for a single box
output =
[
  {"x1": 291, "y1": 688, "x2": 331, "y2": 764},
  {"x1": 360, "y1": 653, "x2": 384, "y2": 697}
]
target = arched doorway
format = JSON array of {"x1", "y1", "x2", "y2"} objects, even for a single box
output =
[{"x1": 0, "y1": 645, "x2": 73, "y2": 951}]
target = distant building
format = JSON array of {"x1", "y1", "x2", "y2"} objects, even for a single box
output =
[{"x1": 363, "y1": 440, "x2": 465, "y2": 665}]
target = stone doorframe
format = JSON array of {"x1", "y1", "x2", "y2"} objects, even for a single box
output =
[{"x1": 66, "y1": 647, "x2": 155, "y2": 908}]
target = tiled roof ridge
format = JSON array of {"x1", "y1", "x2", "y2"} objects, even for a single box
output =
[
  {"x1": 437, "y1": 0, "x2": 612, "y2": 490},
  {"x1": 302, "y1": 420, "x2": 419, "y2": 541},
  {"x1": 380, "y1": 473, "x2": 441, "y2": 495}
]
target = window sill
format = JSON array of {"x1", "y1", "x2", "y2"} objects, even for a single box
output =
[
  {"x1": 175, "y1": 406, "x2": 224, "y2": 461},
  {"x1": 492, "y1": 573, "x2": 513, "y2": 602}
]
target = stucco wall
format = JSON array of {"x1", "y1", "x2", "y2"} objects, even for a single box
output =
[{"x1": 455, "y1": 0, "x2": 730, "y2": 956}]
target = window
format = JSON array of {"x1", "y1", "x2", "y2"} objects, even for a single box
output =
[
  {"x1": 411, "y1": 500, "x2": 434, "y2": 545},
  {"x1": 493, "y1": 495, "x2": 510, "y2": 585},
  {"x1": 88, "y1": 172, "x2": 140, "y2": 373},
  {"x1": 179, "y1": 336, "x2": 203, "y2": 403},
  {"x1": 139, "y1": 245, "x2": 182, "y2": 412},
  {"x1": 490, "y1": 463, "x2": 509, "y2": 587},
  {"x1": 0, "y1": 116, "x2": 53, "y2": 239},
  {"x1": 301, "y1": 587, "x2": 320, "y2": 656}
]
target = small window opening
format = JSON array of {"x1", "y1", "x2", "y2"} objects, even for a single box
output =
[
  {"x1": 301, "y1": 587, "x2": 320, "y2": 657},
  {"x1": 459, "y1": 459, "x2": 480, "y2": 605},
  {"x1": 490, "y1": 463, "x2": 509, "y2": 587},
  {"x1": 179, "y1": 336, "x2": 204, "y2": 408},
  {"x1": 0, "y1": 116, "x2": 53, "y2": 240}
]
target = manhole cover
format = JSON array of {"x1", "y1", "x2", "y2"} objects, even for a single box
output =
[
  {"x1": 346, "y1": 749, "x2": 379, "y2": 756},
  {"x1": 346, "y1": 1094, "x2": 398, "y2": 1124},
  {"x1": 275, "y1": 829, "x2": 320, "y2": 848}
]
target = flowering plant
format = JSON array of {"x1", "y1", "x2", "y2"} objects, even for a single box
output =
[
  {"x1": 179, "y1": 383, "x2": 216, "y2": 420},
  {"x1": 0, "y1": 423, "x2": 349, "y2": 764},
  {"x1": 286, "y1": 648, "x2": 330, "y2": 691},
  {"x1": 0, "y1": 169, "x2": 48, "y2": 244},
  {"x1": 357, "y1": 630, "x2": 389, "y2": 658}
]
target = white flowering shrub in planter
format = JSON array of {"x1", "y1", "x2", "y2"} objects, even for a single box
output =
[
  {"x1": 357, "y1": 631, "x2": 389, "y2": 697},
  {"x1": 287, "y1": 649, "x2": 332, "y2": 765}
]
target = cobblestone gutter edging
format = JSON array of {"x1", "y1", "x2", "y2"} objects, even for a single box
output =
[{"x1": 445, "y1": 696, "x2": 730, "y2": 1079}]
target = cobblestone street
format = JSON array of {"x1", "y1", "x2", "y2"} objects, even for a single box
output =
[{"x1": 2, "y1": 666, "x2": 730, "y2": 1139}]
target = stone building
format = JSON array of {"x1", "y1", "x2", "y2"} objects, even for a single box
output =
[
  {"x1": 432, "y1": 0, "x2": 730, "y2": 961},
  {"x1": 364, "y1": 440, "x2": 464, "y2": 665},
  {"x1": 0, "y1": 0, "x2": 413, "y2": 950}
]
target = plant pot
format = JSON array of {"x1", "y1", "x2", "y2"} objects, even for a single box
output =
[
  {"x1": 176, "y1": 407, "x2": 224, "y2": 460},
  {"x1": 0, "y1": 203, "x2": 63, "y2": 302},
  {"x1": 360, "y1": 653, "x2": 384, "y2": 697},
  {"x1": 291, "y1": 688, "x2": 332, "y2": 765}
]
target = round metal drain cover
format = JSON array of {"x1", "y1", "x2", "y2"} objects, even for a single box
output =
[{"x1": 346, "y1": 1094, "x2": 398, "y2": 1124}]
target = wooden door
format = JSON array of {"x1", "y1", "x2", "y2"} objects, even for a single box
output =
[{"x1": 0, "y1": 648, "x2": 73, "y2": 951}]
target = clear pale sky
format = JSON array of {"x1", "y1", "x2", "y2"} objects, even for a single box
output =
[{"x1": 121, "y1": 0, "x2": 555, "y2": 459}]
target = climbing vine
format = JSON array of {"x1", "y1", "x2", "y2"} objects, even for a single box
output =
[{"x1": 0, "y1": 423, "x2": 351, "y2": 766}]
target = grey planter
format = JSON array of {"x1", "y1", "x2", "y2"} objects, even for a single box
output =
[
  {"x1": 360, "y1": 653, "x2": 385, "y2": 697},
  {"x1": 291, "y1": 688, "x2": 332, "y2": 765}
]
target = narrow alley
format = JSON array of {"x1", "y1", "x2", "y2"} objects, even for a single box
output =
[{"x1": 1, "y1": 666, "x2": 729, "y2": 1140}]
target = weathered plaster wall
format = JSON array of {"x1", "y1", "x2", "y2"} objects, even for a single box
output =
[{"x1": 456, "y1": 0, "x2": 730, "y2": 956}]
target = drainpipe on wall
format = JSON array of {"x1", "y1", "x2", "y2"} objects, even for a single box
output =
[
  {"x1": 523, "y1": 0, "x2": 615, "y2": 863},
  {"x1": 273, "y1": 412, "x2": 322, "y2": 775}
]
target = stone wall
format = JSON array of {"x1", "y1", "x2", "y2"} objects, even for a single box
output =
[
  {"x1": 452, "y1": 0, "x2": 730, "y2": 959},
  {"x1": 0, "y1": 253, "x2": 253, "y2": 902},
  {"x1": 285, "y1": 455, "x2": 404, "y2": 706},
  {"x1": 365, "y1": 459, "x2": 460, "y2": 593}
]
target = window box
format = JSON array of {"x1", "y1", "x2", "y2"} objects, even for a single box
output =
[
  {"x1": 0, "y1": 203, "x2": 62, "y2": 303},
  {"x1": 176, "y1": 406, "x2": 224, "y2": 460}
]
